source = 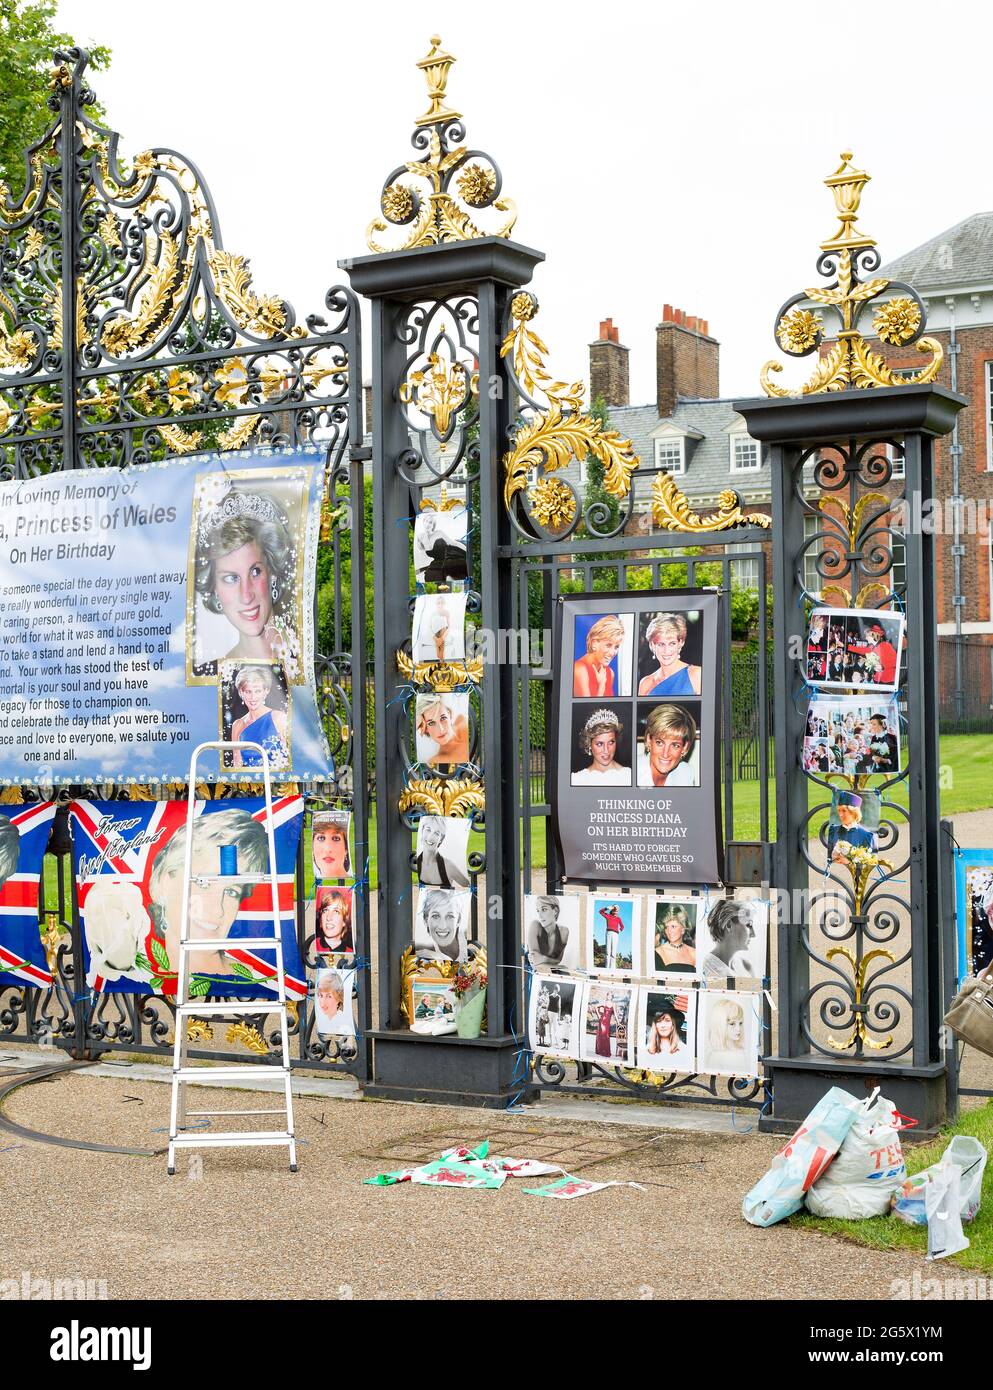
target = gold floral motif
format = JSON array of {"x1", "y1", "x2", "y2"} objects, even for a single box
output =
[
  {"x1": 776, "y1": 308, "x2": 821, "y2": 354},
  {"x1": 399, "y1": 352, "x2": 477, "y2": 434},
  {"x1": 186, "y1": 1018, "x2": 214, "y2": 1043},
  {"x1": 165, "y1": 366, "x2": 198, "y2": 412},
  {"x1": 207, "y1": 250, "x2": 288, "y2": 339},
  {"x1": 218, "y1": 414, "x2": 260, "y2": 450},
  {"x1": 820, "y1": 582, "x2": 890, "y2": 611},
  {"x1": 0, "y1": 326, "x2": 37, "y2": 372},
  {"x1": 21, "y1": 227, "x2": 43, "y2": 262},
  {"x1": 41, "y1": 914, "x2": 65, "y2": 974},
  {"x1": 99, "y1": 213, "x2": 122, "y2": 252},
  {"x1": 226, "y1": 1022, "x2": 269, "y2": 1054},
  {"x1": 213, "y1": 357, "x2": 250, "y2": 407},
  {"x1": 396, "y1": 649, "x2": 483, "y2": 690},
  {"x1": 762, "y1": 153, "x2": 943, "y2": 395},
  {"x1": 158, "y1": 423, "x2": 202, "y2": 454},
  {"x1": 458, "y1": 163, "x2": 495, "y2": 207},
  {"x1": 873, "y1": 296, "x2": 921, "y2": 346},
  {"x1": 818, "y1": 491, "x2": 889, "y2": 549},
  {"x1": 0, "y1": 397, "x2": 12, "y2": 435},
  {"x1": 382, "y1": 183, "x2": 415, "y2": 223},
  {"x1": 399, "y1": 777, "x2": 484, "y2": 820},
  {"x1": 527, "y1": 476, "x2": 576, "y2": 530},
  {"x1": 652, "y1": 478, "x2": 771, "y2": 533},
  {"x1": 825, "y1": 946, "x2": 896, "y2": 1052}
]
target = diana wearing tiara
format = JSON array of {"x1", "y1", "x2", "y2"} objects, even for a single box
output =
[
  {"x1": 571, "y1": 708, "x2": 631, "y2": 786},
  {"x1": 192, "y1": 483, "x2": 301, "y2": 680}
]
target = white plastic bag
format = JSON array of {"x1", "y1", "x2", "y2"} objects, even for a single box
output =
[
  {"x1": 805, "y1": 1094, "x2": 911, "y2": 1219},
  {"x1": 925, "y1": 1162, "x2": 970, "y2": 1261},
  {"x1": 742, "y1": 1086, "x2": 865, "y2": 1227},
  {"x1": 892, "y1": 1134, "x2": 988, "y2": 1226}
]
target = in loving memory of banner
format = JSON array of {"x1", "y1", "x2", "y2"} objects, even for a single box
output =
[
  {"x1": 0, "y1": 446, "x2": 333, "y2": 784},
  {"x1": 69, "y1": 797, "x2": 307, "y2": 999},
  {"x1": 554, "y1": 589, "x2": 723, "y2": 886}
]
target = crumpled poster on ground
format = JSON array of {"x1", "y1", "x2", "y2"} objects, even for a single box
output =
[{"x1": 362, "y1": 1140, "x2": 637, "y2": 1194}]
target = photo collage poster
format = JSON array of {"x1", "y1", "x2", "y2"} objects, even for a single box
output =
[
  {"x1": 554, "y1": 590, "x2": 722, "y2": 886},
  {"x1": 524, "y1": 889, "x2": 766, "y2": 1079}
]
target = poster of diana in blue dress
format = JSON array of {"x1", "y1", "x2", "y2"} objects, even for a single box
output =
[{"x1": 0, "y1": 446, "x2": 333, "y2": 786}]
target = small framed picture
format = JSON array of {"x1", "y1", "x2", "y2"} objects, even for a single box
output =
[
  {"x1": 805, "y1": 607, "x2": 905, "y2": 692},
  {"x1": 579, "y1": 981, "x2": 635, "y2": 1065},
  {"x1": 412, "y1": 886, "x2": 470, "y2": 964},
  {"x1": 637, "y1": 986, "x2": 697, "y2": 1073},
  {"x1": 415, "y1": 815, "x2": 471, "y2": 888},
  {"x1": 312, "y1": 809, "x2": 352, "y2": 882},
  {"x1": 649, "y1": 895, "x2": 704, "y2": 980},
  {"x1": 523, "y1": 893, "x2": 582, "y2": 973},
  {"x1": 414, "y1": 507, "x2": 469, "y2": 585},
  {"x1": 414, "y1": 692, "x2": 471, "y2": 769},
  {"x1": 218, "y1": 660, "x2": 291, "y2": 772},
  {"x1": 587, "y1": 895, "x2": 641, "y2": 977},
  {"x1": 409, "y1": 974, "x2": 459, "y2": 1032},
  {"x1": 314, "y1": 966, "x2": 357, "y2": 1038},
  {"x1": 957, "y1": 852, "x2": 993, "y2": 985},
  {"x1": 528, "y1": 975, "x2": 582, "y2": 1059},
  {"x1": 315, "y1": 885, "x2": 354, "y2": 956},
  {"x1": 699, "y1": 897, "x2": 768, "y2": 984},
  {"x1": 697, "y1": 990, "x2": 761, "y2": 1078},
  {"x1": 412, "y1": 592, "x2": 468, "y2": 664}
]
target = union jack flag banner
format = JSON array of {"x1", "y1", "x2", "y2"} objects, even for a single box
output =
[
  {"x1": 0, "y1": 801, "x2": 57, "y2": 988},
  {"x1": 69, "y1": 797, "x2": 307, "y2": 1000}
]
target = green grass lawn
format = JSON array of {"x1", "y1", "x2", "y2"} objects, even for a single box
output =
[{"x1": 791, "y1": 1101, "x2": 993, "y2": 1273}]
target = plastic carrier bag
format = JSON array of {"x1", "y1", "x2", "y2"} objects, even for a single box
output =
[
  {"x1": 925, "y1": 1163, "x2": 970, "y2": 1261},
  {"x1": 743, "y1": 1086, "x2": 865, "y2": 1227},
  {"x1": 892, "y1": 1135, "x2": 987, "y2": 1227},
  {"x1": 805, "y1": 1095, "x2": 914, "y2": 1219}
]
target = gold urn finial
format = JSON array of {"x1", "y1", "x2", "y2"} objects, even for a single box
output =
[
  {"x1": 415, "y1": 36, "x2": 461, "y2": 127},
  {"x1": 821, "y1": 151, "x2": 873, "y2": 253},
  {"x1": 760, "y1": 151, "x2": 943, "y2": 397}
]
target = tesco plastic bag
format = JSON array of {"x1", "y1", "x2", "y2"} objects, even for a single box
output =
[
  {"x1": 742, "y1": 1086, "x2": 865, "y2": 1227},
  {"x1": 805, "y1": 1095, "x2": 913, "y2": 1219}
]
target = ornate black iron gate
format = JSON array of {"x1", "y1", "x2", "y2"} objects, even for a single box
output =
[{"x1": 0, "y1": 50, "x2": 370, "y2": 1078}]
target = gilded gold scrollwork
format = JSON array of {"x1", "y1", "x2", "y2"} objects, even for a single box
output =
[{"x1": 396, "y1": 648, "x2": 483, "y2": 690}]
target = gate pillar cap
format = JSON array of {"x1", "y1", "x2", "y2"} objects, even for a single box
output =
[
  {"x1": 340, "y1": 236, "x2": 545, "y2": 300},
  {"x1": 732, "y1": 382, "x2": 966, "y2": 444}
]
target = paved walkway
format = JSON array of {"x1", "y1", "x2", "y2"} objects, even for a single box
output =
[{"x1": 0, "y1": 1066, "x2": 940, "y2": 1301}]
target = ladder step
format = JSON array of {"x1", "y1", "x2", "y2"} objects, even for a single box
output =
[
  {"x1": 174, "y1": 1065, "x2": 287, "y2": 1081},
  {"x1": 184, "y1": 1108, "x2": 288, "y2": 1117},
  {"x1": 170, "y1": 1131, "x2": 294, "y2": 1147},
  {"x1": 177, "y1": 1001, "x2": 286, "y2": 1016},
  {"x1": 180, "y1": 937, "x2": 282, "y2": 950}
]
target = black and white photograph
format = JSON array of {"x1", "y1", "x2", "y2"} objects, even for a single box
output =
[
  {"x1": 699, "y1": 897, "x2": 768, "y2": 983},
  {"x1": 805, "y1": 606, "x2": 904, "y2": 692},
  {"x1": 412, "y1": 886, "x2": 471, "y2": 963},
  {"x1": 580, "y1": 982, "x2": 635, "y2": 1064},
  {"x1": 637, "y1": 986, "x2": 697, "y2": 1073},
  {"x1": 569, "y1": 702, "x2": 632, "y2": 786},
  {"x1": 636, "y1": 700, "x2": 701, "y2": 788},
  {"x1": 314, "y1": 966, "x2": 357, "y2": 1039},
  {"x1": 312, "y1": 809, "x2": 352, "y2": 881},
  {"x1": 412, "y1": 591, "x2": 468, "y2": 664},
  {"x1": 524, "y1": 893, "x2": 582, "y2": 972},
  {"x1": 219, "y1": 660, "x2": 291, "y2": 772},
  {"x1": 414, "y1": 692, "x2": 471, "y2": 768},
  {"x1": 650, "y1": 895, "x2": 704, "y2": 980},
  {"x1": 414, "y1": 814, "x2": 471, "y2": 888},
  {"x1": 802, "y1": 695, "x2": 900, "y2": 776},
  {"x1": 413, "y1": 505, "x2": 469, "y2": 585},
  {"x1": 636, "y1": 609, "x2": 704, "y2": 698},
  {"x1": 528, "y1": 975, "x2": 581, "y2": 1058},
  {"x1": 698, "y1": 990, "x2": 761, "y2": 1078},
  {"x1": 188, "y1": 466, "x2": 309, "y2": 684}
]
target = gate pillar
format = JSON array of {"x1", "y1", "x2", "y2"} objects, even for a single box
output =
[
  {"x1": 341, "y1": 39, "x2": 544, "y2": 1104},
  {"x1": 735, "y1": 153, "x2": 965, "y2": 1130}
]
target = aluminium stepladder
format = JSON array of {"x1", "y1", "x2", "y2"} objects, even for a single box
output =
[{"x1": 167, "y1": 739, "x2": 297, "y2": 1174}]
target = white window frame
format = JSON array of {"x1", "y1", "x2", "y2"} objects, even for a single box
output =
[
  {"x1": 725, "y1": 541, "x2": 760, "y2": 592},
  {"x1": 802, "y1": 512, "x2": 821, "y2": 598},
  {"x1": 654, "y1": 436, "x2": 685, "y2": 476},
  {"x1": 986, "y1": 362, "x2": 993, "y2": 472},
  {"x1": 887, "y1": 440, "x2": 905, "y2": 480},
  {"x1": 729, "y1": 432, "x2": 762, "y2": 474}
]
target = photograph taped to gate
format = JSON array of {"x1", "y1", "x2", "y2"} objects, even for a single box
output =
[
  {"x1": 312, "y1": 809, "x2": 352, "y2": 882},
  {"x1": 637, "y1": 986, "x2": 697, "y2": 1073},
  {"x1": 802, "y1": 695, "x2": 900, "y2": 777},
  {"x1": 698, "y1": 990, "x2": 761, "y2": 1078},
  {"x1": 315, "y1": 965, "x2": 357, "y2": 1038},
  {"x1": 825, "y1": 788, "x2": 880, "y2": 868},
  {"x1": 412, "y1": 591, "x2": 468, "y2": 664},
  {"x1": 413, "y1": 506, "x2": 469, "y2": 585},
  {"x1": 413, "y1": 886, "x2": 470, "y2": 964},
  {"x1": 219, "y1": 659, "x2": 291, "y2": 772},
  {"x1": 587, "y1": 895, "x2": 640, "y2": 977},
  {"x1": 580, "y1": 981, "x2": 635, "y2": 1064},
  {"x1": 956, "y1": 851, "x2": 993, "y2": 985},
  {"x1": 572, "y1": 612, "x2": 634, "y2": 698},
  {"x1": 649, "y1": 895, "x2": 704, "y2": 981},
  {"x1": 415, "y1": 691, "x2": 471, "y2": 769},
  {"x1": 315, "y1": 885, "x2": 354, "y2": 956},
  {"x1": 805, "y1": 606, "x2": 905, "y2": 692},
  {"x1": 698, "y1": 897, "x2": 768, "y2": 984},
  {"x1": 524, "y1": 893, "x2": 582, "y2": 973},
  {"x1": 414, "y1": 815, "x2": 471, "y2": 888},
  {"x1": 528, "y1": 975, "x2": 582, "y2": 1059}
]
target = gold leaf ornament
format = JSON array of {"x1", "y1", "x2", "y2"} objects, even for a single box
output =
[
  {"x1": 527, "y1": 476, "x2": 576, "y2": 530},
  {"x1": 776, "y1": 308, "x2": 822, "y2": 354},
  {"x1": 651, "y1": 475, "x2": 770, "y2": 533}
]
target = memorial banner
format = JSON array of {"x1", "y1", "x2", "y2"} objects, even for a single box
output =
[
  {"x1": 0, "y1": 800, "x2": 57, "y2": 987},
  {"x1": 553, "y1": 589, "x2": 722, "y2": 886},
  {"x1": 69, "y1": 796, "x2": 307, "y2": 999},
  {"x1": 0, "y1": 447, "x2": 332, "y2": 785}
]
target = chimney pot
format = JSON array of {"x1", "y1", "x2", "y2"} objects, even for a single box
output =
[
  {"x1": 663, "y1": 303, "x2": 673, "y2": 323},
  {"x1": 674, "y1": 308, "x2": 685, "y2": 326},
  {"x1": 686, "y1": 315, "x2": 698, "y2": 332}
]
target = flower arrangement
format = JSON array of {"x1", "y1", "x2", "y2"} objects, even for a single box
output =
[
  {"x1": 452, "y1": 960, "x2": 487, "y2": 1000},
  {"x1": 863, "y1": 651, "x2": 882, "y2": 675}
]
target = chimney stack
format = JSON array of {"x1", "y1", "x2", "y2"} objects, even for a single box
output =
[
  {"x1": 656, "y1": 305, "x2": 719, "y2": 418},
  {"x1": 589, "y1": 317, "x2": 630, "y2": 408}
]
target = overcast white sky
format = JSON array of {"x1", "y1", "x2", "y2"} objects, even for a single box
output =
[{"x1": 56, "y1": 0, "x2": 992, "y2": 402}]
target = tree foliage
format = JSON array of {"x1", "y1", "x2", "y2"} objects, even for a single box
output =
[{"x1": 0, "y1": 1, "x2": 110, "y2": 195}]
